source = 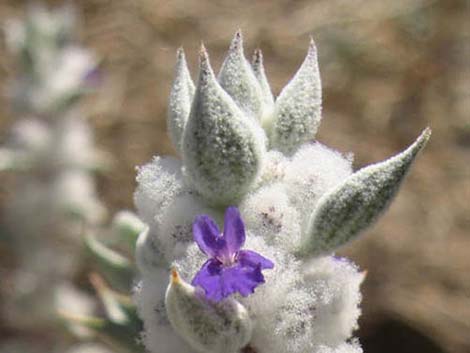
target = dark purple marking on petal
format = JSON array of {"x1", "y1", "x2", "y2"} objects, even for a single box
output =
[
  {"x1": 223, "y1": 206, "x2": 246, "y2": 255},
  {"x1": 238, "y1": 250, "x2": 274, "y2": 270},
  {"x1": 192, "y1": 258, "x2": 224, "y2": 299},
  {"x1": 192, "y1": 259, "x2": 268, "y2": 301},
  {"x1": 219, "y1": 264, "x2": 264, "y2": 298},
  {"x1": 193, "y1": 215, "x2": 226, "y2": 258}
]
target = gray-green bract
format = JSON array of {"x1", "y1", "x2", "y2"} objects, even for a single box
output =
[{"x1": 134, "y1": 31, "x2": 430, "y2": 353}]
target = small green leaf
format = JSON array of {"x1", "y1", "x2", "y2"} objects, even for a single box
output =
[
  {"x1": 61, "y1": 312, "x2": 143, "y2": 353},
  {"x1": 89, "y1": 273, "x2": 129, "y2": 324},
  {"x1": 111, "y1": 210, "x2": 145, "y2": 253},
  {"x1": 84, "y1": 232, "x2": 135, "y2": 292},
  {"x1": 60, "y1": 275, "x2": 144, "y2": 353}
]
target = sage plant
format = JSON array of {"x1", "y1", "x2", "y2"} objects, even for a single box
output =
[
  {"x1": 134, "y1": 31, "x2": 430, "y2": 353},
  {"x1": 1, "y1": 3, "x2": 105, "y2": 326}
]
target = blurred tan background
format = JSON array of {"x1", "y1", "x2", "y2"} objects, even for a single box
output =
[{"x1": 0, "y1": 0, "x2": 469, "y2": 352}]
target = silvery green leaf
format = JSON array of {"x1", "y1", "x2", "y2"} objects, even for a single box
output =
[
  {"x1": 251, "y1": 49, "x2": 274, "y2": 106},
  {"x1": 270, "y1": 39, "x2": 322, "y2": 155},
  {"x1": 165, "y1": 269, "x2": 252, "y2": 353},
  {"x1": 84, "y1": 232, "x2": 135, "y2": 292},
  {"x1": 61, "y1": 314, "x2": 144, "y2": 353},
  {"x1": 298, "y1": 128, "x2": 431, "y2": 257},
  {"x1": 89, "y1": 273, "x2": 129, "y2": 324},
  {"x1": 167, "y1": 48, "x2": 195, "y2": 153},
  {"x1": 182, "y1": 46, "x2": 265, "y2": 206},
  {"x1": 111, "y1": 210, "x2": 145, "y2": 253},
  {"x1": 61, "y1": 276, "x2": 143, "y2": 352},
  {"x1": 218, "y1": 31, "x2": 264, "y2": 120}
]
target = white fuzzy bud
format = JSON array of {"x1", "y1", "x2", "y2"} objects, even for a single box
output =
[
  {"x1": 218, "y1": 31, "x2": 264, "y2": 120},
  {"x1": 156, "y1": 192, "x2": 220, "y2": 261},
  {"x1": 165, "y1": 269, "x2": 253, "y2": 353},
  {"x1": 240, "y1": 183, "x2": 302, "y2": 252},
  {"x1": 270, "y1": 39, "x2": 322, "y2": 155},
  {"x1": 168, "y1": 48, "x2": 195, "y2": 153},
  {"x1": 300, "y1": 128, "x2": 431, "y2": 256},
  {"x1": 182, "y1": 46, "x2": 265, "y2": 205},
  {"x1": 134, "y1": 156, "x2": 186, "y2": 228},
  {"x1": 284, "y1": 143, "x2": 353, "y2": 232},
  {"x1": 302, "y1": 257, "x2": 365, "y2": 346}
]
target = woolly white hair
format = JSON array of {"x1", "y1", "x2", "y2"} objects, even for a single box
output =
[
  {"x1": 134, "y1": 270, "x2": 195, "y2": 353},
  {"x1": 134, "y1": 31, "x2": 429, "y2": 353},
  {"x1": 171, "y1": 235, "x2": 363, "y2": 353},
  {"x1": 133, "y1": 34, "x2": 364, "y2": 353}
]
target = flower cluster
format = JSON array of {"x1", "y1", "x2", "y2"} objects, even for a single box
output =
[{"x1": 133, "y1": 31, "x2": 430, "y2": 353}]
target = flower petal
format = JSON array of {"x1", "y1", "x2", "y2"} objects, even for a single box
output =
[
  {"x1": 238, "y1": 250, "x2": 274, "y2": 270},
  {"x1": 192, "y1": 260, "x2": 267, "y2": 302},
  {"x1": 193, "y1": 215, "x2": 226, "y2": 258},
  {"x1": 223, "y1": 206, "x2": 245, "y2": 255},
  {"x1": 222, "y1": 264, "x2": 265, "y2": 298},
  {"x1": 192, "y1": 258, "x2": 224, "y2": 300}
]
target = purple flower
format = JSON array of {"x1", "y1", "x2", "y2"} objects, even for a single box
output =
[{"x1": 192, "y1": 206, "x2": 274, "y2": 302}]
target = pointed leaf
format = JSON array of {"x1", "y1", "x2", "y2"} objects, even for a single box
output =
[
  {"x1": 271, "y1": 39, "x2": 322, "y2": 155},
  {"x1": 252, "y1": 49, "x2": 275, "y2": 132},
  {"x1": 60, "y1": 312, "x2": 143, "y2": 353},
  {"x1": 84, "y1": 232, "x2": 135, "y2": 292},
  {"x1": 89, "y1": 273, "x2": 128, "y2": 324},
  {"x1": 252, "y1": 49, "x2": 274, "y2": 107},
  {"x1": 167, "y1": 48, "x2": 195, "y2": 153},
  {"x1": 299, "y1": 128, "x2": 431, "y2": 256},
  {"x1": 182, "y1": 45, "x2": 265, "y2": 206},
  {"x1": 218, "y1": 31, "x2": 264, "y2": 119}
]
